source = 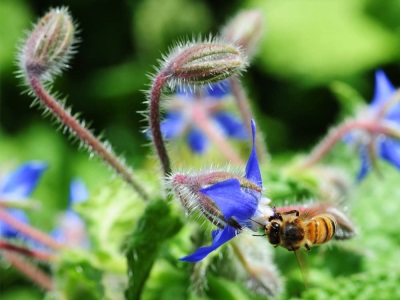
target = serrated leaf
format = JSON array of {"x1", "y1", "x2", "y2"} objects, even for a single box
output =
[{"x1": 74, "y1": 179, "x2": 146, "y2": 272}]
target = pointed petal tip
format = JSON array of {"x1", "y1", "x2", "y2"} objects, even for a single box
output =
[
  {"x1": 372, "y1": 69, "x2": 396, "y2": 107},
  {"x1": 245, "y1": 119, "x2": 262, "y2": 188},
  {"x1": 0, "y1": 161, "x2": 48, "y2": 197}
]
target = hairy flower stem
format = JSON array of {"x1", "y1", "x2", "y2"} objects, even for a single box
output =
[
  {"x1": 149, "y1": 72, "x2": 172, "y2": 177},
  {"x1": 299, "y1": 120, "x2": 400, "y2": 169},
  {"x1": 0, "y1": 208, "x2": 62, "y2": 250},
  {"x1": 28, "y1": 75, "x2": 149, "y2": 200},
  {"x1": 191, "y1": 101, "x2": 244, "y2": 165},
  {"x1": 377, "y1": 88, "x2": 400, "y2": 120},
  {"x1": 2, "y1": 251, "x2": 53, "y2": 290},
  {"x1": 229, "y1": 77, "x2": 268, "y2": 162},
  {"x1": 0, "y1": 240, "x2": 56, "y2": 262},
  {"x1": 231, "y1": 240, "x2": 278, "y2": 296}
]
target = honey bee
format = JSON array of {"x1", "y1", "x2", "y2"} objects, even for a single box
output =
[{"x1": 263, "y1": 207, "x2": 337, "y2": 251}]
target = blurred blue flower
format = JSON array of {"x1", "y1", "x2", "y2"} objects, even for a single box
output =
[
  {"x1": 51, "y1": 178, "x2": 89, "y2": 247},
  {"x1": 0, "y1": 161, "x2": 47, "y2": 238},
  {"x1": 160, "y1": 81, "x2": 248, "y2": 153},
  {"x1": 352, "y1": 71, "x2": 400, "y2": 181},
  {"x1": 180, "y1": 120, "x2": 271, "y2": 262}
]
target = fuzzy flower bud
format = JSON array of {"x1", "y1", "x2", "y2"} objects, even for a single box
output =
[
  {"x1": 19, "y1": 7, "x2": 75, "y2": 81},
  {"x1": 161, "y1": 39, "x2": 248, "y2": 89},
  {"x1": 221, "y1": 10, "x2": 264, "y2": 57}
]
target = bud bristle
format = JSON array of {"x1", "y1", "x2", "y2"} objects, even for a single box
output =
[
  {"x1": 158, "y1": 38, "x2": 248, "y2": 91},
  {"x1": 18, "y1": 7, "x2": 76, "y2": 82}
]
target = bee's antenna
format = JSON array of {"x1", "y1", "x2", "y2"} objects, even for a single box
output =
[
  {"x1": 249, "y1": 218, "x2": 264, "y2": 226},
  {"x1": 249, "y1": 218, "x2": 267, "y2": 237}
]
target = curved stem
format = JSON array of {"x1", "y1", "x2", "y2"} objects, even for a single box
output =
[
  {"x1": 299, "y1": 120, "x2": 400, "y2": 169},
  {"x1": 0, "y1": 240, "x2": 57, "y2": 262},
  {"x1": 229, "y1": 77, "x2": 268, "y2": 162},
  {"x1": 149, "y1": 72, "x2": 171, "y2": 177},
  {"x1": 0, "y1": 208, "x2": 62, "y2": 250},
  {"x1": 28, "y1": 75, "x2": 149, "y2": 201},
  {"x1": 377, "y1": 89, "x2": 400, "y2": 120},
  {"x1": 192, "y1": 107, "x2": 244, "y2": 165},
  {"x1": 1, "y1": 251, "x2": 53, "y2": 290}
]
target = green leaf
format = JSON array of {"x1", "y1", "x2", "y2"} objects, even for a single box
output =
[
  {"x1": 54, "y1": 250, "x2": 104, "y2": 300},
  {"x1": 75, "y1": 179, "x2": 146, "y2": 273},
  {"x1": 125, "y1": 198, "x2": 183, "y2": 299}
]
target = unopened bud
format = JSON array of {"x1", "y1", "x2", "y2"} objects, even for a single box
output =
[
  {"x1": 221, "y1": 10, "x2": 264, "y2": 58},
  {"x1": 162, "y1": 40, "x2": 248, "y2": 89},
  {"x1": 19, "y1": 7, "x2": 75, "y2": 80}
]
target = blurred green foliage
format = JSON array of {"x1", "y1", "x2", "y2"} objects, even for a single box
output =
[{"x1": 1, "y1": 0, "x2": 400, "y2": 299}]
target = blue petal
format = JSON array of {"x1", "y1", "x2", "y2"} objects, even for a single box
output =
[
  {"x1": 69, "y1": 179, "x2": 88, "y2": 205},
  {"x1": 356, "y1": 147, "x2": 371, "y2": 182},
  {"x1": 0, "y1": 209, "x2": 29, "y2": 238},
  {"x1": 371, "y1": 70, "x2": 396, "y2": 109},
  {"x1": 245, "y1": 120, "x2": 262, "y2": 188},
  {"x1": 187, "y1": 128, "x2": 209, "y2": 153},
  {"x1": 205, "y1": 81, "x2": 230, "y2": 98},
  {"x1": 213, "y1": 112, "x2": 248, "y2": 139},
  {"x1": 0, "y1": 161, "x2": 48, "y2": 199},
  {"x1": 179, "y1": 226, "x2": 237, "y2": 262},
  {"x1": 200, "y1": 178, "x2": 258, "y2": 221},
  {"x1": 161, "y1": 113, "x2": 186, "y2": 139},
  {"x1": 380, "y1": 139, "x2": 400, "y2": 170}
]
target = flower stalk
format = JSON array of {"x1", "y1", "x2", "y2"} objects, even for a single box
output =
[
  {"x1": 229, "y1": 77, "x2": 269, "y2": 162},
  {"x1": 2, "y1": 251, "x2": 53, "y2": 291},
  {"x1": 0, "y1": 240, "x2": 56, "y2": 262},
  {"x1": 0, "y1": 208, "x2": 63, "y2": 250},
  {"x1": 299, "y1": 119, "x2": 400, "y2": 170},
  {"x1": 149, "y1": 40, "x2": 248, "y2": 177},
  {"x1": 19, "y1": 8, "x2": 148, "y2": 200}
]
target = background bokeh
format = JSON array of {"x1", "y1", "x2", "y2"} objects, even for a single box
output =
[{"x1": 1, "y1": 0, "x2": 400, "y2": 299}]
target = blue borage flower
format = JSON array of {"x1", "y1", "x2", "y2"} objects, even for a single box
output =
[
  {"x1": 179, "y1": 120, "x2": 272, "y2": 262},
  {"x1": 161, "y1": 81, "x2": 248, "y2": 153},
  {"x1": 52, "y1": 178, "x2": 89, "y2": 247},
  {"x1": 349, "y1": 71, "x2": 400, "y2": 181},
  {"x1": 0, "y1": 161, "x2": 47, "y2": 238}
]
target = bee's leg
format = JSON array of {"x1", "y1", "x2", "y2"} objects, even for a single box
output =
[
  {"x1": 281, "y1": 210, "x2": 300, "y2": 217},
  {"x1": 305, "y1": 244, "x2": 311, "y2": 251}
]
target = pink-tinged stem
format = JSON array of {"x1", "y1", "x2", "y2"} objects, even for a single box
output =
[
  {"x1": 299, "y1": 120, "x2": 400, "y2": 169},
  {"x1": 0, "y1": 208, "x2": 62, "y2": 250},
  {"x1": 1, "y1": 251, "x2": 53, "y2": 291},
  {"x1": 229, "y1": 77, "x2": 268, "y2": 162},
  {"x1": 0, "y1": 240, "x2": 56, "y2": 262},
  {"x1": 192, "y1": 102, "x2": 244, "y2": 165},
  {"x1": 28, "y1": 75, "x2": 148, "y2": 201},
  {"x1": 149, "y1": 72, "x2": 171, "y2": 177},
  {"x1": 376, "y1": 89, "x2": 400, "y2": 120}
]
